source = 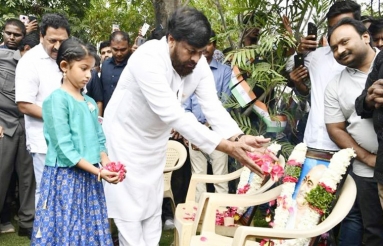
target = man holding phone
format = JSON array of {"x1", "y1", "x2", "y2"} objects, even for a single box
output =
[{"x1": 292, "y1": 1, "x2": 371, "y2": 245}]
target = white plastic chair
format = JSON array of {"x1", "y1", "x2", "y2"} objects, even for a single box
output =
[
  {"x1": 189, "y1": 175, "x2": 356, "y2": 246},
  {"x1": 174, "y1": 155, "x2": 285, "y2": 246},
  {"x1": 164, "y1": 140, "x2": 188, "y2": 213}
]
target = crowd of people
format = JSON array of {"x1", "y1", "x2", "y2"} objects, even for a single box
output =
[{"x1": 1, "y1": 1, "x2": 383, "y2": 246}]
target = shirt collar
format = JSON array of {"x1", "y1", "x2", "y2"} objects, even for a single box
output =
[
  {"x1": 109, "y1": 55, "x2": 129, "y2": 66},
  {"x1": 209, "y1": 58, "x2": 219, "y2": 70},
  {"x1": 13, "y1": 50, "x2": 21, "y2": 61}
]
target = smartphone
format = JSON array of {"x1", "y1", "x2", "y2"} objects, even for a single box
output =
[
  {"x1": 112, "y1": 24, "x2": 120, "y2": 33},
  {"x1": 294, "y1": 54, "x2": 305, "y2": 68},
  {"x1": 141, "y1": 23, "x2": 150, "y2": 36},
  {"x1": 307, "y1": 22, "x2": 317, "y2": 51},
  {"x1": 19, "y1": 15, "x2": 29, "y2": 24},
  {"x1": 28, "y1": 15, "x2": 37, "y2": 22},
  {"x1": 136, "y1": 36, "x2": 146, "y2": 46}
]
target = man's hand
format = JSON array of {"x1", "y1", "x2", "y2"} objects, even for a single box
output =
[
  {"x1": 0, "y1": 125, "x2": 4, "y2": 138},
  {"x1": 26, "y1": 20, "x2": 38, "y2": 34},
  {"x1": 366, "y1": 79, "x2": 383, "y2": 109},
  {"x1": 289, "y1": 66, "x2": 309, "y2": 95},
  {"x1": 217, "y1": 135, "x2": 275, "y2": 177},
  {"x1": 364, "y1": 152, "x2": 377, "y2": 168},
  {"x1": 296, "y1": 35, "x2": 318, "y2": 54},
  {"x1": 170, "y1": 129, "x2": 183, "y2": 139},
  {"x1": 290, "y1": 66, "x2": 308, "y2": 83}
]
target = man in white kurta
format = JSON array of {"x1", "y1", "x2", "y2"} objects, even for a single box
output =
[{"x1": 103, "y1": 7, "x2": 271, "y2": 246}]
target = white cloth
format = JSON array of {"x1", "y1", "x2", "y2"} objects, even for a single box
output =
[
  {"x1": 324, "y1": 49, "x2": 379, "y2": 178},
  {"x1": 303, "y1": 46, "x2": 345, "y2": 151},
  {"x1": 114, "y1": 216, "x2": 162, "y2": 246},
  {"x1": 102, "y1": 37, "x2": 241, "y2": 222},
  {"x1": 15, "y1": 43, "x2": 62, "y2": 154}
]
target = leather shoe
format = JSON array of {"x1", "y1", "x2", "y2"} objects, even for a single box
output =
[{"x1": 18, "y1": 227, "x2": 32, "y2": 239}]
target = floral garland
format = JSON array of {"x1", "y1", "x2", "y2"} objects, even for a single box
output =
[
  {"x1": 216, "y1": 143, "x2": 283, "y2": 225},
  {"x1": 264, "y1": 146, "x2": 356, "y2": 246}
]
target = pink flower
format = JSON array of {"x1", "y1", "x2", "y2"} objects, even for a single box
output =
[
  {"x1": 270, "y1": 164, "x2": 284, "y2": 181},
  {"x1": 287, "y1": 159, "x2": 302, "y2": 167},
  {"x1": 283, "y1": 176, "x2": 298, "y2": 183},
  {"x1": 104, "y1": 161, "x2": 127, "y2": 182},
  {"x1": 237, "y1": 183, "x2": 250, "y2": 194},
  {"x1": 319, "y1": 182, "x2": 335, "y2": 194},
  {"x1": 200, "y1": 236, "x2": 208, "y2": 242}
]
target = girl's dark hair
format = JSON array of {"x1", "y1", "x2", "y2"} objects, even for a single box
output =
[{"x1": 56, "y1": 37, "x2": 98, "y2": 72}]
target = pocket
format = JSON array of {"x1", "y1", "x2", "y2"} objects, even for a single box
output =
[{"x1": 0, "y1": 71, "x2": 15, "y2": 94}]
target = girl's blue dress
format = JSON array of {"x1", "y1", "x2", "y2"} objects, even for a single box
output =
[{"x1": 31, "y1": 165, "x2": 113, "y2": 245}]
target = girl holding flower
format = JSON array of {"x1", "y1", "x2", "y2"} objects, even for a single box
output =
[{"x1": 31, "y1": 38, "x2": 120, "y2": 245}]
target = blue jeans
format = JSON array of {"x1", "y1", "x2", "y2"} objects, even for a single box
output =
[{"x1": 338, "y1": 195, "x2": 363, "y2": 246}]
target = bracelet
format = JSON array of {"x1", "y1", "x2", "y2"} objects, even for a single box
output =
[
  {"x1": 234, "y1": 134, "x2": 245, "y2": 142},
  {"x1": 97, "y1": 167, "x2": 104, "y2": 182}
]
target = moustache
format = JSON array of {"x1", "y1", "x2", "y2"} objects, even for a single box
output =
[{"x1": 339, "y1": 51, "x2": 350, "y2": 60}]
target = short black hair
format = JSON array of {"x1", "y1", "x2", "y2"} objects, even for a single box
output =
[
  {"x1": 210, "y1": 29, "x2": 217, "y2": 46},
  {"x1": 18, "y1": 31, "x2": 40, "y2": 51},
  {"x1": 3, "y1": 18, "x2": 26, "y2": 36},
  {"x1": 369, "y1": 19, "x2": 383, "y2": 36},
  {"x1": 109, "y1": 31, "x2": 130, "y2": 44},
  {"x1": 326, "y1": 1, "x2": 361, "y2": 21},
  {"x1": 148, "y1": 25, "x2": 165, "y2": 41},
  {"x1": 99, "y1": 40, "x2": 110, "y2": 53},
  {"x1": 40, "y1": 13, "x2": 70, "y2": 37},
  {"x1": 167, "y1": 7, "x2": 211, "y2": 48},
  {"x1": 328, "y1": 18, "x2": 367, "y2": 45},
  {"x1": 88, "y1": 43, "x2": 101, "y2": 67},
  {"x1": 362, "y1": 15, "x2": 374, "y2": 23}
]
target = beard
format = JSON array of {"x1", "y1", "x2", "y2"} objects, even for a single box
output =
[{"x1": 171, "y1": 48, "x2": 197, "y2": 77}]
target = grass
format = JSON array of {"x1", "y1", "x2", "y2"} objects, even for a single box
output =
[
  {"x1": 1, "y1": 206, "x2": 267, "y2": 246},
  {"x1": 0, "y1": 221, "x2": 175, "y2": 246}
]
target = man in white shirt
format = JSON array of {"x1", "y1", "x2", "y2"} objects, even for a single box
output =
[
  {"x1": 103, "y1": 7, "x2": 272, "y2": 246},
  {"x1": 292, "y1": 2, "x2": 365, "y2": 245},
  {"x1": 15, "y1": 13, "x2": 70, "y2": 209},
  {"x1": 325, "y1": 18, "x2": 383, "y2": 246}
]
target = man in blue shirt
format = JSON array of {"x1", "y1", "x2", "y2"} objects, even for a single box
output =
[
  {"x1": 100, "y1": 31, "x2": 130, "y2": 111},
  {"x1": 183, "y1": 30, "x2": 232, "y2": 202}
]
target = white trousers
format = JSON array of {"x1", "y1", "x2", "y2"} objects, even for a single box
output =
[
  {"x1": 114, "y1": 215, "x2": 162, "y2": 246},
  {"x1": 189, "y1": 142, "x2": 229, "y2": 202},
  {"x1": 32, "y1": 153, "x2": 46, "y2": 208}
]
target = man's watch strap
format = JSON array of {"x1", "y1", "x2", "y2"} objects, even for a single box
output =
[{"x1": 234, "y1": 134, "x2": 245, "y2": 142}]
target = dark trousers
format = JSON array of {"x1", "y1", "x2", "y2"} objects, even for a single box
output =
[
  {"x1": 0, "y1": 120, "x2": 35, "y2": 228},
  {"x1": 339, "y1": 172, "x2": 383, "y2": 246}
]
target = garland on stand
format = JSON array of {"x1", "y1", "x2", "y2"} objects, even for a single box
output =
[{"x1": 263, "y1": 146, "x2": 355, "y2": 246}]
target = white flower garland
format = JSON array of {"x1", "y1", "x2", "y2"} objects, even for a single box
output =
[
  {"x1": 270, "y1": 147, "x2": 355, "y2": 246},
  {"x1": 272, "y1": 143, "x2": 307, "y2": 230}
]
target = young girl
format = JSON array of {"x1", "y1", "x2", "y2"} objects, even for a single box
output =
[{"x1": 31, "y1": 38, "x2": 120, "y2": 245}]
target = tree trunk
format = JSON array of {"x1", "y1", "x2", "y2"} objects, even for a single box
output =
[{"x1": 152, "y1": 0, "x2": 180, "y2": 30}]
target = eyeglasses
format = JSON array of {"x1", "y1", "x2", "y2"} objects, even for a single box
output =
[{"x1": 3, "y1": 31, "x2": 23, "y2": 38}]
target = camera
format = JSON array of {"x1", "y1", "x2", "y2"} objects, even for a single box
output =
[{"x1": 19, "y1": 15, "x2": 29, "y2": 24}]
